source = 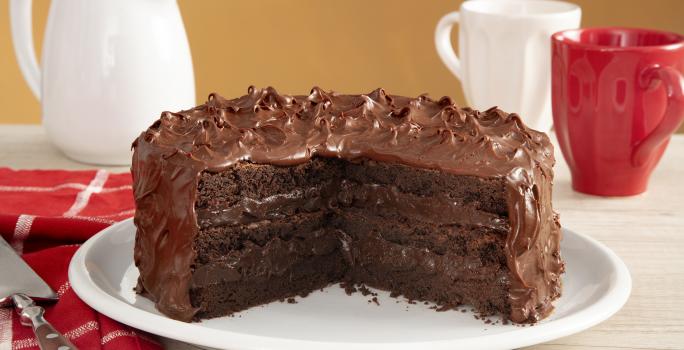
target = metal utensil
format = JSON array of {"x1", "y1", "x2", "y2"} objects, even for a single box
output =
[{"x1": 0, "y1": 236, "x2": 77, "y2": 350}]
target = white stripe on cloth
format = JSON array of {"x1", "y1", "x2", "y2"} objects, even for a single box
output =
[
  {"x1": 0, "y1": 308, "x2": 12, "y2": 350},
  {"x1": 63, "y1": 170, "x2": 110, "y2": 217},
  {"x1": 100, "y1": 330, "x2": 136, "y2": 345},
  {"x1": 11, "y1": 214, "x2": 35, "y2": 254},
  {"x1": 101, "y1": 329, "x2": 160, "y2": 346},
  {"x1": 56, "y1": 282, "x2": 71, "y2": 297},
  {"x1": 67, "y1": 216, "x2": 117, "y2": 225},
  {"x1": 0, "y1": 183, "x2": 87, "y2": 192},
  {"x1": 0, "y1": 184, "x2": 130, "y2": 193},
  {"x1": 67, "y1": 209, "x2": 135, "y2": 225},
  {"x1": 12, "y1": 320, "x2": 99, "y2": 350}
]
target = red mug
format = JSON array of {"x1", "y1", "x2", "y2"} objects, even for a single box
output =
[{"x1": 552, "y1": 27, "x2": 684, "y2": 196}]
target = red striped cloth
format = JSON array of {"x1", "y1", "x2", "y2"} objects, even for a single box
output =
[{"x1": 0, "y1": 168, "x2": 160, "y2": 350}]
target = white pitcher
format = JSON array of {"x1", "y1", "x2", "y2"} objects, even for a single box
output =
[
  {"x1": 10, "y1": 0, "x2": 195, "y2": 165},
  {"x1": 435, "y1": 0, "x2": 581, "y2": 132}
]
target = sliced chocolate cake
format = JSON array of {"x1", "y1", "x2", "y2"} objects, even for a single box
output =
[{"x1": 131, "y1": 86, "x2": 563, "y2": 324}]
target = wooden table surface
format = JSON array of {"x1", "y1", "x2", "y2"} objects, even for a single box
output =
[{"x1": 1, "y1": 124, "x2": 682, "y2": 350}]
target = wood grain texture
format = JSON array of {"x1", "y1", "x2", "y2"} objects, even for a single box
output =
[{"x1": 1, "y1": 125, "x2": 682, "y2": 350}]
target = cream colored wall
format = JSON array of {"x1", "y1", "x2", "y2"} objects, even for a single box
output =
[{"x1": 1, "y1": 0, "x2": 683, "y2": 131}]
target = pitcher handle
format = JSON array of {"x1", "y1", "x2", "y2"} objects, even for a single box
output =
[
  {"x1": 632, "y1": 64, "x2": 684, "y2": 167},
  {"x1": 9, "y1": 0, "x2": 42, "y2": 100},
  {"x1": 434, "y1": 11, "x2": 463, "y2": 81}
]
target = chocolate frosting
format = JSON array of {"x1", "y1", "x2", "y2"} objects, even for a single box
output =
[{"x1": 132, "y1": 86, "x2": 563, "y2": 323}]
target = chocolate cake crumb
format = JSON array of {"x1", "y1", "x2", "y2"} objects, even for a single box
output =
[
  {"x1": 286, "y1": 298, "x2": 297, "y2": 304},
  {"x1": 435, "y1": 304, "x2": 452, "y2": 312},
  {"x1": 358, "y1": 285, "x2": 373, "y2": 296},
  {"x1": 340, "y1": 282, "x2": 357, "y2": 295}
]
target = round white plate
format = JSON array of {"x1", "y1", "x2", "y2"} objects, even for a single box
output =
[{"x1": 69, "y1": 218, "x2": 631, "y2": 350}]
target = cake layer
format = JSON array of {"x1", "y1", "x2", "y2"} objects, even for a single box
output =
[
  {"x1": 193, "y1": 212, "x2": 326, "y2": 264},
  {"x1": 192, "y1": 214, "x2": 336, "y2": 286},
  {"x1": 191, "y1": 251, "x2": 348, "y2": 319},
  {"x1": 195, "y1": 212, "x2": 507, "y2": 270},
  {"x1": 197, "y1": 158, "x2": 509, "y2": 216},
  {"x1": 336, "y1": 211, "x2": 509, "y2": 315},
  {"x1": 193, "y1": 218, "x2": 507, "y2": 287},
  {"x1": 196, "y1": 158, "x2": 343, "y2": 209}
]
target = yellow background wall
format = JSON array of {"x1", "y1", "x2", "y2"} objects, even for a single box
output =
[{"x1": 1, "y1": 0, "x2": 683, "y2": 132}]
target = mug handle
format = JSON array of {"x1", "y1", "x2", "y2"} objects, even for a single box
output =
[
  {"x1": 434, "y1": 11, "x2": 463, "y2": 81},
  {"x1": 632, "y1": 64, "x2": 684, "y2": 167}
]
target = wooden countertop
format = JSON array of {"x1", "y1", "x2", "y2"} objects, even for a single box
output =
[{"x1": 1, "y1": 124, "x2": 682, "y2": 350}]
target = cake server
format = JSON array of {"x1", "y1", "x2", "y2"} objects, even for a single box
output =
[{"x1": 0, "y1": 235, "x2": 78, "y2": 350}]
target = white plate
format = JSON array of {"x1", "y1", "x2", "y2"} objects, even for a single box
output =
[{"x1": 69, "y1": 218, "x2": 631, "y2": 350}]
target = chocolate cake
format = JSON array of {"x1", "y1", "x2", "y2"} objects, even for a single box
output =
[{"x1": 131, "y1": 86, "x2": 563, "y2": 324}]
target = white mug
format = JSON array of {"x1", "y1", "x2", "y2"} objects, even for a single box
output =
[
  {"x1": 435, "y1": 0, "x2": 581, "y2": 132},
  {"x1": 10, "y1": 0, "x2": 195, "y2": 165}
]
